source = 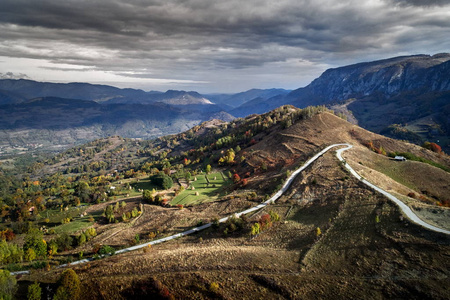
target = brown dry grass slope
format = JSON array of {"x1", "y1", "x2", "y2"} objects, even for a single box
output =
[{"x1": 23, "y1": 112, "x2": 450, "y2": 299}]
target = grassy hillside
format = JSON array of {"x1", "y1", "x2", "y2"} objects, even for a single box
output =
[{"x1": 3, "y1": 106, "x2": 450, "y2": 299}]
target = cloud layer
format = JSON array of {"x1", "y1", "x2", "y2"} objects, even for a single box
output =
[{"x1": 0, "y1": 0, "x2": 449, "y2": 92}]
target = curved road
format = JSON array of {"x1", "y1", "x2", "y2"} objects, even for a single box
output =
[
  {"x1": 11, "y1": 143, "x2": 449, "y2": 275},
  {"x1": 336, "y1": 144, "x2": 450, "y2": 235}
]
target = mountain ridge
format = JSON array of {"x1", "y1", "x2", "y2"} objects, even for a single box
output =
[{"x1": 230, "y1": 53, "x2": 450, "y2": 151}]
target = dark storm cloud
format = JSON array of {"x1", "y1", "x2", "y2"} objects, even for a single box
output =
[
  {"x1": 0, "y1": 0, "x2": 449, "y2": 92},
  {"x1": 388, "y1": 0, "x2": 450, "y2": 7}
]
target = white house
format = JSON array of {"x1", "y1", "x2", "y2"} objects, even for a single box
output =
[{"x1": 394, "y1": 156, "x2": 406, "y2": 161}]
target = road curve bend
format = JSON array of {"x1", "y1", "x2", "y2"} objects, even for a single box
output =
[
  {"x1": 12, "y1": 143, "x2": 449, "y2": 275},
  {"x1": 336, "y1": 144, "x2": 450, "y2": 235}
]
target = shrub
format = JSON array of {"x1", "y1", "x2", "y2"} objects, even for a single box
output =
[
  {"x1": 224, "y1": 215, "x2": 245, "y2": 234},
  {"x1": 31, "y1": 260, "x2": 47, "y2": 270},
  {"x1": 78, "y1": 233, "x2": 86, "y2": 246},
  {"x1": 85, "y1": 228, "x2": 96, "y2": 240},
  {"x1": 251, "y1": 223, "x2": 260, "y2": 236},
  {"x1": 98, "y1": 245, "x2": 115, "y2": 256},
  {"x1": 209, "y1": 282, "x2": 219, "y2": 293},
  {"x1": 131, "y1": 207, "x2": 139, "y2": 218},
  {"x1": 316, "y1": 227, "x2": 322, "y2": 236},
  {"x1": 114, "y1": 201, "x2": 120, "y2": 212},
  {"x1": 232, "y1": 173, "x2": 241, "y2": 183},
  {"x1": 407, "y1": 192, "x2": 416, "y2": 198},
  {"x1": 142, "y1": 189, "x2": 154, "y2": 202},
  {"x1": 269, "y1": 210, "x2": 280, "y2": 222}
]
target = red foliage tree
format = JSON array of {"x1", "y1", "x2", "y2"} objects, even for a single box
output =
[
  {"x1": 0, "y1": 229, "x2": 15, "y2": 241},
  {"x1": 259, "y1": 214, "x2": 272, "y2": 230},
  {"x1": 429, "y1": 143, "x2": 442, "y2": 153},
  {"x1": 232, "y1": 173, "x2": 241, "y2": 183},
  {"x1": 423, "y1": 142, "x2": 442, "y2": 153}
]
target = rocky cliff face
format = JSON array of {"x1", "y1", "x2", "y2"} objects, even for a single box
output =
[
  {"x1": 305, "y1": 54, "x2": 450, "y2": 101},
  {"x1": 229, "y1": 53, "x2": 450, "y2": 150}
]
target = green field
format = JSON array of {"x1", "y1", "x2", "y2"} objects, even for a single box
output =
[
  {"x1": 53, "y1": 216, "x2": 94, "y2": 235},
  {"x1": 171, "y1": 172, "x2": 231, "y2": 205},
  {"x1": 128, "y1": 179, "x2": 159, "y2": 196},
  {"x1": 48, "y1": 207, "x2": 102, "y2": 234}
]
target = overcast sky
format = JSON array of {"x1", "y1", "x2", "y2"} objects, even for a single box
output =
[{"x1": 0, "y1": 0, "x2": 449, "y2": 93}]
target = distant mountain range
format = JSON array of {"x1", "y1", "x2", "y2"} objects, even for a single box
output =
[
  {"x1": 229, "y1": 53, "x2": 450, "y2": 150},
  {"x1": 0, "y1": 79, "x2": 291, "y2": 151},
  {"x1": 1, "y1": 53, "x2": 449, "y2": 152}
]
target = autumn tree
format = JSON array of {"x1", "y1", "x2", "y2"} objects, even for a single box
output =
[
  {"x1": 24, "y1": 229, "x2": 47, "y2": 258},
  {"x1": 0, "y1": 270, "x2": 17, "y2": 300},
  {"x1": 0, "y1": 240, "x2": 23, "y2": 264},
  {"x1": 54, "y1": 269, "x2": 81, "y2": 300},
  {"x1": 423, "y1": 141, "x2": 442, "y2": 153},
  {"x1": 259, "y1": 214, "x2": 272, "y2": 230}
]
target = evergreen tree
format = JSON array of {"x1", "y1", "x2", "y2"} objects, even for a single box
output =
[{"x1": 27, "y1": 282, "x2": 42, "y2": 300}]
